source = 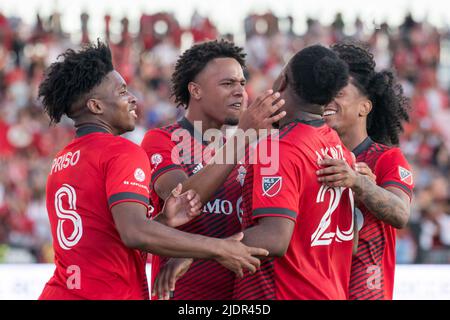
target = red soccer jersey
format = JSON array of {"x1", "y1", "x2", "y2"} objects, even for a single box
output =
[
  {"x1": 40, "y1": 126, "x2": 151, "y2": 300},
  {"x1": 234, "y1": 119, "x2": 355, "y2": 300},
  {"x1": 349, "y1": 137, "x2": 414, "y2": 300},
  {"x1": 141, "y1": 117, "x2": 243, "y2": 300}
]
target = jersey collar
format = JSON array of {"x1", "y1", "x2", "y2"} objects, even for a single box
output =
[
  {"x1": 352, "y1": 137, "x2": 374, "y2": 157},
  {"x1": 75, "y1": 125, "x2": 110, "y2": 138},
  {"x1": 282, "y1": 118, "x2": 325, "y2": 128}
]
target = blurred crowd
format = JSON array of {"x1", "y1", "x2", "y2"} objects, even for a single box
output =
[{"x1": 1, "y1": 10, "x2": 450, "y2": 264}]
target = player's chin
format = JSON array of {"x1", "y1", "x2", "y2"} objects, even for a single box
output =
[
  {"x1": 224, "y1": 115, "x2": 239, "y2": 126},
  {"x1": 323, "y1": 115, "x2": 337, "y2": 129}
]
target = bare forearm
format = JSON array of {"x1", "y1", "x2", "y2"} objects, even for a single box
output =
[
  {"x1": 133, "y1": 219, "x2": 221, "y2": 259},
  {"x1": 241, "y1": 217, "x2": 294, "y2": 257},
  {"x1": 352, "y1": 176, "x2": 409, "y2": 228}
]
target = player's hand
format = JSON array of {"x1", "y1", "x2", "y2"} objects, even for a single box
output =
[
  {"x1": 354, "y1": 162, "x2": 376, "y2": 182},
  {"x1": 215, "y1": 232, "x2": 269, "y2": 278},
  {"x1": 316, "y1": 157, "x2": 360, "y2": 188},
  {"x1": 152, "y1": 258, "x2": 193, "y2": 300},
  {"x1": 161, "y1": 183, "x2": 202, "y2": 227},
  {"x1": 237, "y1": 90, "x2": 286, "y2": 133}
]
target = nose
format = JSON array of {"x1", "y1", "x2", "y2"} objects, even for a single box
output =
[
  {"x1": 129, "y1": 92, "x2": 137, "y2": 105},
  {"x1": 233, "y1": 83, "x2": 245, "y2": 97}
]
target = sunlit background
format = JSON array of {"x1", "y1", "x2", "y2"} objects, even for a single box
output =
[{"x1": 1, "y1": 0, "x2": 450, "y2": 299}]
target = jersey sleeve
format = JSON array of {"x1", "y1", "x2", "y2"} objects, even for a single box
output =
[
  {"x1": 102, "y1": 140, "x2": 151, "y2": 210},
  {"x1": 375, "y1": 148, "x2": 414, "y2": 200},
  {"x1": 251, "y1": 139, "x2": 300, "y2": 222},
  {"x1": 140, "y1": 129, "x2": 183, "y2": 188}
]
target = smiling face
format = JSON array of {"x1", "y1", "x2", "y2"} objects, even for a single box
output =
[
  {"x1": 191, "y1": 57, "x2": 246, "y2": 126},
  {"x1": 323, "y1": 78, "x2": 371, "y2": 136},
  {"x1": 95, "y1": 70, "x2": 138, "y2": 135}
]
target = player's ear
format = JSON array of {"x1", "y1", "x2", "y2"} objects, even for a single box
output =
[
  {"x1": 359, "y1": 99, "x2": 372, "y2": 117},
  {"x1": 274, "y1": 71, "x2": 288, "y2": 93},
  {"x1": 188, "y1": 82, "x2": 202, "y2": 101},
  {"x1": 86, "y1": 98, "x2": 104, "y2": 115}
]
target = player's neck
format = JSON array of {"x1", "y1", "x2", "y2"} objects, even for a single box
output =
[
  {"x1": 279, "y1": 108, "x2": 322, "y2": 127},
  {"x1": 74, "y1": 120, "x2": 115, "y2": 135},
  {"x1": 184, "y1": 109, "x2": 222, "y2": 132},
  {"x1": 340, "y1": 126, "x2": 368, "y2": 152}
]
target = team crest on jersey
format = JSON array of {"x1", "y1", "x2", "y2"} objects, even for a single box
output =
[
  {"x1": 398, "y1": 166, "x2": 413, "y2": 185},
  {"x1": 237, "y1": 166, "x2": 247, "y2": 186},
  {"x1": 151, "y1": 153, "x2": 163, "y2": 168},
  {"x1": 262, "y1": 176, "x2": 282, "y2": 197},
  {"x1": 134, "y1": 168, "x2": 146, "y2": 182}
]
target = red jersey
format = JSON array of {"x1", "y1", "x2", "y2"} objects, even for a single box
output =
[
  {"x1": 141, "y1": 117, "x2": 243, "y2": 300},
  {"x1": 234, "y1": 119, "x2": 355, "y2": 300},
  {"x1": 40, "y1": 126, "x2": 151, "y2": 300},
  {"x1": 350, "y1": 137, "x2": 414, "y2": 300}
]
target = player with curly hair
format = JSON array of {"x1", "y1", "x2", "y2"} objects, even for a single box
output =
[
  {"x1": 141, "y1": 39, "x2": 285, "y2": 299},
  {"x1": 38, "y1": 40, "x2": 270, "y2": 300},
  {"x1": 232, "y1": 44, "x2": 355, "y2": 300},
  {"x1": 316, "y1": 41, "x2": 414, "y2": 300}
]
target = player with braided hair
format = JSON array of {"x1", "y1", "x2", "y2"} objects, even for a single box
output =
[{"x1": 316, "y1": 41, "x2": 414, "y2": 300}]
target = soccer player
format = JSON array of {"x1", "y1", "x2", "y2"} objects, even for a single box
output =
[
  {"x1": 141, "y1": 39, "x2": 285, "y2": 300},
  {"x1": 317, "y1": 42, "x2": 413, "y2": 300},
  {"x1": 37, "y1": 40, "x2": 269, "y2": 300},
  {"x1": 233, "y1": 45, "x2": 355, "y2": 300}
]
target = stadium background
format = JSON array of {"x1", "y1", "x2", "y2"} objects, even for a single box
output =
[{"x1": 1, "y1": 0, "x2": 450, "y2": 299}]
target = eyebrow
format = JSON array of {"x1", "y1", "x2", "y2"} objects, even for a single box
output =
[{"x1": 219, "y1": 77, "x2": 246, "y2": 83}]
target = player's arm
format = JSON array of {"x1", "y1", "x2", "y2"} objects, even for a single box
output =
[
  {"x1": 317, "y1": 159, "x2": 410, "y2": 229},
  {"x1": 352, "y1": 179, "x2": 410, "y2": 229},
  {"x1": 242, "y1": 217, "x2": 295, "y2": 257},
  {"x1": 112, "y1": 201, "x2": 268, "y2": 277},
  {"x1": 151, "y1": 90, "x2": 286, "y2": 205}
]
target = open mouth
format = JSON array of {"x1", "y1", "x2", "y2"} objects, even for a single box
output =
[
  {"x1": 129, "y1": 107, "x2": 138, "y2": 119},
  {"x1": 323, "y1": 110, "x2": 337, "y2": 117},
  {"x1": 229, "y1": 102, "x2": 242, "y2": 110}
]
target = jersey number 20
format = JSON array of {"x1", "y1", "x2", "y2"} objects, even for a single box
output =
[{"x1": 311, "y1": 185, "x2": 354, "y2": 247}]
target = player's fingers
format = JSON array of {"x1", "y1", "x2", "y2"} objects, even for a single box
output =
[
  {"x1": 233, "y1": 265, "x2": 244, "y2": 278},
  {"x1": 317, "y1": 158, "x2": 343, "y2": 166},
  {"x1": 152, "y1": 274, "x2": 160, "y2": 299},
  {"x1": 229, "y1": 232, "x2": 244, "y2": 242},
  {"x1": 248, "y1": 246, "x2": 269, "y2": 257},
  {"x1": 241, "y1": 260, "x2": 257, "y2": 274},
  {"x1": 267, "y1": 110, "x2": 286, "y2": 124},
  {"x1": 171, "y1": 183, "x2": 183, "y2": 198},
  {"x1": 316, "y1": 166, "x2": 343, "y2": 176},
  {"x1": 162, "y1": 269, "x2": 172, "y2": 300},
  {"x1": 250, "y1": 89, "x2": 273, "y2": 109},
  {"x1": 318, "y1": 173, "x2": 344, "y2": 183},
  {"x1": 246, "y1": 255, "x2": 261, "y2": 270}
]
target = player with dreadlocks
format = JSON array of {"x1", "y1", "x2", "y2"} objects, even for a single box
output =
[
  {"x1": 38, "y1": 40, "x2": 270, "y2": 300},
  {"x1": 316, "y1": 41, "x2": 413, "y2": 300},
  {"x1": 141, "y1": 39, "x2": 285, "y2": 299}
]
